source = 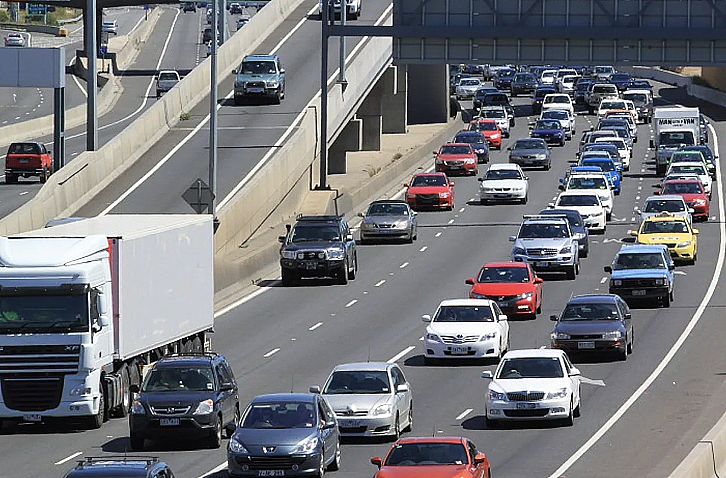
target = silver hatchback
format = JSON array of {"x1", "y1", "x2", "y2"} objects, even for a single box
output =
[{"x1": 312, "y1": 362, "x2": 413, "y2": 439}]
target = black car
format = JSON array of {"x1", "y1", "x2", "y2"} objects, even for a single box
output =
[
  {"x1": 628, "y1": 79, "x2": 653, "y2": 91},
  {"x1": 227, "y1": 393, "x2": 341, "y2": 478},
  {"x1": 550, "y1": 294, "x2": 633, "y2": 361},
  {"x1": 128, "y1": 353, "x2": 240, "y2": 450},
  {"x1": 538, "y1": 208, "x2": 589, "y2": 257},
  {"x1": 679, "y1": 144, "x2": 716, "y2": 178},
  {"x1": 699, "y1": 114, "x2": 709, "y2": 144},
  {"x1": 573, "y1": 79, "x2": 594, "y2": 105},
  {"x1": 608, "y1": 72, "x2": 632, "y2": 91},
  {"x1": 229, "y1": 2, "x2": 243, "y2": 13},
  {"x1": 493, "y1": 68, "x2": 516, "y2": 90},
  {"x1": 182, "y1": 1, "x2": 196, "y2": 11},
  {"x1": 532, "y1": 86, "x2": 556, "y2": 114},
  {"x1": 481, "y1": 91, "x2": 509, "y2": 108},
  {"x1": 64, "y1": 457, "x2": 175, "y2": 478},
  {"x1": 279, "y1": 215, "x2": 358, "y2": 286},
  {"x1": 472, "y1": 87, "x2": 500, "y2": 109},
  {"x1": 453, "y1": 131, "x2": 489, "y2": 163},
  {"x1": 510, "y1": 72, "x2": 538, "y2": 96},
  {"x1": 202, "y1": 27, "x2": 213, "y2": 43}
]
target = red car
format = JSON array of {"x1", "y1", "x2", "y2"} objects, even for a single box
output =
[
  {"x1": 371, "y1": 437, "x2": 490, "y2": 478},
  {"x1": 434, "y1": 143, "x2": 478, "y2": 176},
  {"x1": 465, "y1": 261, "x2": 543, "y2": 319},
  {"x1": 404, "y1": 172, "x2": 454, "y2": 211},
  {"x1": 5, "y1": 141, "x2": 54, "y2": 184},
  {"x1": 659, "y1": 179, "x2": 709, "y2": 220},
  {"x1": 467, "y1": 119, "x2": 502, "y2": 150}
]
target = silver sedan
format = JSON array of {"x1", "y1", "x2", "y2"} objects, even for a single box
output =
[
  {"x1": 312, "y1": 362, "x2": 413, "y2": 439},
  {"x1": 358, "y1": 200, "x2": 417, "y2": 244}
]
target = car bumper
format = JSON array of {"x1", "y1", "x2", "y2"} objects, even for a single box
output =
[
  {"x1": 335, "y1": 414, "x2": 396, "y2": 436},
  {"x1": 512, "y1": 255, "x2": 576, "y2": 271},
  {"x1": 484, "y1": 137, "x2": 502, "y2": 147},
  {"x1": 129, "y1": 412, "x2": 216, "y2": 439},
  {"x1": 530, "y1": 134, "x2": 564, "y2": 144},
  {"x1": 228, "y1": 453, "x2": 322, "y2": 477},
  {"x1": 487, "y1": 397, "x2": 571, "y2": 421},
  {"x1": 406, "y1": 197, "x2": 452, "y2": 210},
  {"x1": 470, "y1": 294, "x2": 536, "y2": 316},
  {"x1": 581, "y1": 216, "x2": 606, "y2": 231},
  {"x1": 424, "y1": 339, "x2": 500, "y2": 359},
  {"x1": 435, "y1": 163, "x2": 477, "y2": 174},
  {"x1": 509, "y1": 156, "x2": 548, "y2": 167},
  {"x1": 512, "y1": 85, "x2": 536, "y2": 94},
  {"x1": 360, "y1": 228, "x2": 412, "y2": 240},
  {"x1": 480, "y1": 190, "x2": 527, "y2": 201},
  {"x1": 552, "y1": 339, "x2": 627, "y2": 354},
  {"x1": 280, "y1": 259, "x2": 345, "y2": 277},
  {"x1": 609, "y1": 286, "x2": 669, "y2": 301},
  {"x1": 235, "y1": 87, "x2": 280, "y2": 98}
]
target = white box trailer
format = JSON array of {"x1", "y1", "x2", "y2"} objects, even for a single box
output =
[
  {"x1": 651, "y1": 107, "x2": 700, "y2": 174},
  {"x1": 0, "y1": 214, "x2": 214, "y2": 429}
]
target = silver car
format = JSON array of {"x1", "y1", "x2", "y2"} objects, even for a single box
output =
[
  {"x1": 455, "y1": 78, "x2": 482, "y2": 100},
  {"x1": 312, "y1": 362, "x2": 413, "y2": 439},
  {"x1": 358, "y1": 200, "x2": 417, "y2": 244}
]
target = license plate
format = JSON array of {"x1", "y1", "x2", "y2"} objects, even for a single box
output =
[
  {"x1": 535, "y1": 261, "x2": 550, "y2": 268},
  {"x1": 516, "y1": 403, "x2": 536, "y2": 409},
  {"x1": 495, "y1": 194, "x2": 509, "y2": 198},
  {"x1": 305, "y1": 262, "x2": 316, "y2": 270},
  {"x1": 448, "y1": 165, "x2": 462, "y2": 169},
  {"x1": 257, "y1": 471, "x2": 284, "y2": 477},
  {"x1": 248, "y1": 87, "x2": 264, "y2": 93},
  {"x1": 23, "y1": 414, "x2": 41, "y2": 422},
  {"x1": 19, "y1": 158, "x2": 30, "y2": 163},
  {"x1": 338, "y1": 419, "x2": 361, "y2": 428},
  {"x1": 578, "y1": 341, "x2": 595, "y2": 349},
  {"x1": 632, "y1": 290, "x2": 646, "y2": 296},
  {"x1": 160, "y1": 418, "x2": 180, "y2": 426},
  {"x1": 451, "y1": 346, "x2": 468, "y2": 355}
]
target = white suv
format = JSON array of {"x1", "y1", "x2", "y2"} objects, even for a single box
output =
[{"x1": 541, "y1": 93, "x2": 574, "y2": 117}]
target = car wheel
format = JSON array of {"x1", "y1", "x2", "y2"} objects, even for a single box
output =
[
  {"x1": 281, "y1": 268, "x2": 296, "y2": 286},
  {"x1": 347, "y1": 254, "x2": 357, "y2": 280},
  {"x1": 581, "y1": 246, "x2": 589, "y2": 258},
  {"x1": 618, "y1": 347, "x2": 628, "y2": 361},
  {"x1": 274, "y1": 91, "x2": 282, "y2": 105},
  {"x1": 521, "y1": 194, "x2": 528, "y2": 205},
  {"x1": 114, "y1": 367, "x2": 131, "y2": 418},
  {"x1": 405, "y1": 232, "x2": 414, "y2": 244},
  {"x1": 338, "y1": 262, "x2": 349, "y2": 285},
  {"x1": 662, "y1": 293, "x2": 671, "y2": 308},
  {"x1": 627, "y1": 331, "x2": 634, "y2": 354},
  {"x1": 39, "y1": 168, "x2": 48, "y2": 184},
  {"x1": 573, "y1": 395, "x2": 581, "y2": 418},
  {"x1": 129, "y1": 433, "x2": 144, "y2": 451},
  {"x1": 566, "y1": 265, "x2": 577, "y2": 280},
  {"x1": 670, "y1": 288, "x2": 675, "y2": 302},
  {"x1": 606, "y1": 211, "x2": 612, "y2": 221},
  {"x1": 690, "y1": 251, "x2": 697, "y2": 265},
  {"x1": 5, "y1": 173, "x2": 17, "y2": 184},
  {"x1": 209, "y1": 415, "x2": 222, "y2": 448},
  {"x1": 327, "y1": 439, "x2": 341, "y2": 471},
  {"x1": 480, "y1": 198, "x2": 487, "y2": 205},
  {"x1": 226, "y1": 404, "x2": 240, "y2": 438},
  {"x1": 485, "y1": 412, "x2": 498, "y2": 429},
  {"x1": 562, "y1": 401, "x2": 574, "y2": 426},
  {"x1": 391, "y1": 414, "x2": 400, "y2": 441},
  {"x1": 316, "y1": 456, "x2": 325, "y2": 478},
  {"x1": 544, "y1": 162, "x2": 551, "y2": 171},
  {"x1": 404, "y1": 402, "x2": 413, "y2": 432}
]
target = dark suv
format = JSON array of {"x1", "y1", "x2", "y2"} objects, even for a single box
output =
[
  {"x1": 64, "y1": 457, "x2": 175, "y2": 478},
  {"x1": 128, "y1": 353, "x2": 239, "y2": 450},
  {"x1": 278, "y1": 215, "x2": 358, "y2": 286}
]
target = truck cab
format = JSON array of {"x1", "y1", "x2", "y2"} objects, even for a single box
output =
[{"x1": 156, "y1": 70, "x2": 181, "y2": 98}]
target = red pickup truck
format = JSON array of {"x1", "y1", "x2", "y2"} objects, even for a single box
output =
[{"x1": 5, "y1": 142, "x2": 53, "y2": 184}]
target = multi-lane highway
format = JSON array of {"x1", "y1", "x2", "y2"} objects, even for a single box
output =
[{"x1": 1, "y1": 63, "x2": 724, "y2": 478}]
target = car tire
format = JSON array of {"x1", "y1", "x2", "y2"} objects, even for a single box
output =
[
  {"x1": 209, "y1": 415, "x2": 223, "y2": 448},
  {"x1": 391, "y1": 414, "x2": 400, "y2": 441},
  {"x1": 348, "y1": 254, "x2": 357, "y2": 280},
  {"x1": 560, "y1": 138, "x2": 566, "y2": 146},
  {"x1": 5, "y1": 173, "x2": 17, "y2": 184},
  {"x1": 281, "y1": 268, "x2": 296, "y2": 286},
  {"x1": 226, "y1": 404, "x2": 240, "y2": 438},
  {"x1": 662, "y1": 294, "x2": 671, "y2": 308},
  {"x1": 316, "y1": 456, "x2": 325, "y2": 478},
  {"x1": 327, "y1": 439, "x2": 341, "y2": 471},
  {"x1": 627, "y1": 331, "x2": 634, "y2": 355},
  {"x1": 544, "y1": 162, "x2": 551, "y2": 171},
  {"x1": 618, "y1": 347, "x2": 627, "y2": 361},
  {"x1": 114, "y1": 367, "x2": 131, "y2": 418},
  {"x1": 129, "y1": 434, "x2": 144, "y2": 451},
  {"x1": 338, "y1": 262, "x2": 349, "y2": 285},
  {"x1": 573, "y1": 396, "x2": 581, "y2": 418},
  {"x1": 274, "y1": 91, "x2": 282, "y2": 105},
  {"x1": 562, "y1": 401, "x2": 574, "y2": 426},
  {"x1": 485, "y1": 413, "x2": 499, "y2": 429},
  {"x1": 404, "y1": 402, "x2": 413, "y2": 432},
  {"x1": 521, "y1": 194, "x2": 527, "y2": 205},
  {"x1": 606, "y1": 211, "x2": 612, "y2": 221},
  {"x1": 581, "y1": 246, "x2": 589, "y2": 258},
  {"x1": 39, "y1": 168, "x2": 48, "y2": 184},
  {"x1": 566, "y1": 265, "x2": 577, "y2": 280}
]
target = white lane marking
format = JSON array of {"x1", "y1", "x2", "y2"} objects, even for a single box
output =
[
  {"x1": 263, "y1": 348, "x2": 280, "y2": 358},
  {"x1": 388, "y1": 345, "x2": 415, "y2": 363},
  {"x1": 459, "y1": 207, "x2": 465, "y2": 212},
  {"x1": 399, "y1": 262, "x2": 409, "y2": 269},
  {"x1": 345, "y1": 299, "x2": 357, "y2": 308},
  {"x1": 214, "y1": 284, "x2": 276, "y2": 318},
  {"x1": 19, "y1": 191, "x2": 28, "y2": 196},
  {"x1": 419, "y1": 246, "x2": 427, "y2": 252},
  {"x1": 631, "y1": 217, "x2": 635, "y2": 222},
  {"x1": 435, "y1": 232, "x2": 442, "y2": 237},
  {"x1": 600, "y1": 277, "x2": 607, "y2": 284},
  {"x1": 308, "y1": 322, "x2": 323, "y2": 331},
  {"x1": 447, "y1": 219, "x2": 455, "y2": 224},
  {"x1": 55, "y1": 452, "x2": 82, "y2": 465},
  {"x1": 635, "y1": 196, "x2": 640, "y2": 200},
  {"x1": 548, "y1": 117, "x2": 726, "y2": 478},
  {"x1": 196, "y1": 461, "x2": 227, "y2": 478},
  {"x1": 674, "y1": 270, "x2": 687, "y2": 276},
  {"x1": 456, "y1": 408, "x2": 473, "y2": 420},
  {"x1": 374, "y1": 280, "x2": 386, "y2": 287}
]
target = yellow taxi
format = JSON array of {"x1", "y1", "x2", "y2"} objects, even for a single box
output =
[{"x1": 628, "y1": 213, "x2": 698, "y2": 264}]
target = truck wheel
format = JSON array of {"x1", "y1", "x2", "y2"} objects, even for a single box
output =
[
  {"x1": 192, "y1": 336, "x2": 203, "y2": 353},
  {"x1": 116, "y1": 367, "x2": 131, "y2": 418},
  {"x1": 5, "y1": 173, "x2": 17, "y2": 184},
  {"x1": 338, "y1": 262, "x2": 349, "y2": 285},
  {"x1": 88, "y1": 382, "x2": 106, "y2": 429}
]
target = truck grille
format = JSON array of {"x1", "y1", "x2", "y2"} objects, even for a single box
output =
[
  {"x1": 0, "y1": 344, "x2": 80, "y2": 374},
  {"x1": 507, "y1": 391, "x2": 545, "y2": 401},
  {"x1": 1, "y1": 375, "x2": 63, "y2": 411},
  {"x1": 620, "y1": 278, "x2": 657, "y2": 287}
]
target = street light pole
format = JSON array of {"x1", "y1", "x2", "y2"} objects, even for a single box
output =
[
  {"x1": 338, "y1": 0, "x2": 346, "y2": 87},
  {"x1": 209, "y1": 0, "x2": 219, "y2": 223},
  {"x1": 318, "y1": 0, "x2": 331, "y2": 190}
]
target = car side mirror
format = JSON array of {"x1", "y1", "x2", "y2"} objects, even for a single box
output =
[
  {"x1": 628, "y1": 230, "x2": 637, "y2": 236},
  {"x1": 465, "y1": 278, "x2": 475, "y2": 285},
  {"x1": 278, "y1": 235, "x2": 286, "y2": 243},
  {"x1": 232, "y1": 69, "x2": 238, "y2": 74},
  {"x1": 450, "y1": 181, "x2": 455, "y2": 187},
  {"x1": 280, "y1": 68, "x2": 285, "y2": 74},
  {"x1": 534, "y1": 277, "x2": 543, "y2": 284},
  {"x1": 669, "y1": 264, "x2": 676, "y2": 270},
  {"x1": 396, "y1": 383, "x2": 409, "y2": 393},
  {"x1": 322, "y1": 420, "x2": 336, "y2": 430},
  {"x1": 221, "y1": 383, "x2": 235, "y2": 392},
  {"x1": 403, "y1": 183, "x2": 409, "y2": 187},
  {"x1": 508, "y1": 235, "x2": 516, "y2": 242},
  {"x1": 688, "y1": 208, "x2": 695, "y2": 214},
  {"x1": 547, "y1": 203, "x2": 555, "y2": 209},
  {"x1": 624, "y1": 313, "x2": 632, "y2": 319},
  {"x1": 635, "y1": 209, "x2": 642, "y2": 215},
  {"x1": 550, "y1": 314, "x2": 558, "y2": 321},
  {"x1": 558, "y1": 184, "x2": 565, "y2": 190},
  {"x1": 421, "y1": 314, "x2": 432, "y2": 322},
  {"x1": 570, "y1": 367, "x2": 581, "y2": 376},
  {"x1": 371, "y1": 457, "x2": 382, "y2": 468},
  {"x1": 473, "y1": 453, "x2": 488, "y2": 465},
  {"x1": 693, "y1": 229, "x2": 699, "y2": 235},
  {"x1": 481, "y1": 371, "x2": 493, "y2": 379},
  {"x1": 524, "y1": 176, "x2": 529, "y2": 180},
  {"x1": 357, "y1": 212, "x2": 365, "y2": 218},
  {"x1": 653, "y1": 190, "x2": 660, "y2": 195},
  {"x1": 129, "y1": 384, "x2": 140, "y2": 393},
  {"x1": 346, "y1": 234, "x2": 354, "y2": 241},
  {"x1": 432, "y1": 151, "x2": 438, "y2": 155},
  {"x1": 478, "y1": 177, "x2": 484, "y2": 182},
  {"x1": 506, "y1": 146, "x2": 512, "y2": 151},
  {"x1": 604, "y1": 265, "x2": 612, "y2": 273},
  {"x1": 499, "y1": 314, "x2": 508, "y2": 321}
]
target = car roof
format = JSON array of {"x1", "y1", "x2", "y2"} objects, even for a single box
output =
[
  {"x1": 539, "y1": 208, "x2": 583, "y2": 219},
  {"x1": 370, "y1": 199, "x2": 408, "y2": 205},
  {"x1": 662, "y1": 179, "x2": 702, "y2": 185},
  {"x1": 243, "y1": 54, "x2": 278, "y2": 61},
  {"x1": 413, "y1": 172, "x2": 446, "y2": 177},
  {"x1": 481, "y1": 261, "x2": 528, "y2": 269},
  {"x1": 438, "y1": 298, "x2": 495, "y2": 307},
  {"x1": 251, "y1": 393, "x2": 316, "y2": 403},
  {"x1": 441, "y1": 143, "x2": 472, "y2": 148},
  {"x1": 393, "y1": 437, "x2": 466, "y2": 445},
  {"x1": 154, "y1": 354, "x2": 217, "y2": 367},
  {"x1": 502, "y1": 348, "x2": 566, "y2": 359},
  {"x1": 330, "y1": 362, "x2": 392, "y2": 372},
  {"x1": 488, "y1": 163, "x2": 520, "y2": 170},
  {"x1": 567, "y1": 294, "x2": 620, "y2": 304},
  {"x1": 558, "y1": 190, "x2": 599, "y2": 197},
  {"x1": 617, "y1": 244, "x2": 669, "y2": 254},
  {"x1": 65, "y1": 458, "x2": 162, "y2": 478}
]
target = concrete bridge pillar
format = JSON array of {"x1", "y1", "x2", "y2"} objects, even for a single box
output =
[
  {"x1": 407, "y1": 64, "x2": 449, "y2": 124},
  {"x1": 358, "y1": 83, "x2": 384, "y2": 151},
  {"x1": 382, "y1": 64, "x2": 407, "y2": 134},
  {"x1": 328, "y1": 118, "x2": 362, "y2": 174}
]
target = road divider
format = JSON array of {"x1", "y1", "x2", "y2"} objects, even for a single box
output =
[{"x1": 668, "y1": 410, "x2": 726, "y2": 478}]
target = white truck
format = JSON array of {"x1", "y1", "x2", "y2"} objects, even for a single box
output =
[
  {"x1": 0, "y1": 215, "x2": 214, "y2": 429},
  {"x1": 650, "y1": 107, "x2": 700, "y2": 175}
]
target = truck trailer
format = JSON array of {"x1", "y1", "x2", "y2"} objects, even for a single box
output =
[
  {"x1": 0, "y1": 214, "x2": 214, "y2": 429},
  {"x1": 650, "y1": 107, "x2": 700, "y2": 175}
]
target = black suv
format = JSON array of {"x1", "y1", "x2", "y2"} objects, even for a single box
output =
[
  {"x1": 128, "y1": 353, "x2": 239, "y2": 450},
  {"x1": 278, "y1": 215, "x2": 358, "y2": 286},
  {"x1": 64, "y1": 457, "x2": 175, "y2": 478}
]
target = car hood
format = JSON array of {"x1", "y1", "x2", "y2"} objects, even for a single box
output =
[
  {"x1": 554, "y1": 320, "x2": 623, "y2": 335},
  {"x1": 407, "y1": 186, "x2": 449, "y2": 194},
  {"x1": 511, "y1": 148, "x2": 547, "y2": 157},
  {"x1": 438, "y1": 153, "x2": 475, "y2": 160},
  {"x1": 480, "y1": 179, "x2": 525, "y2": 188},
  {"x1": 138, "y1": 390, "x2": 214, "y2": 408},
  {"x1": 427, "y1": 322, "x2": 498, "y2": 337},
  {"x1": 283, "y1": 241, "x2": 343, "y2": 251},
  {"x1": 363, "y1": 215, "x2": 410, "y2": 225},
  {"x1": 676, "y1": 193, "x2": 707, "y2": 202},
  {"x1": 610, "y1": 269, "x2": 669, "y2": 279},
  {"x1": 236, "y1": 73, "x2": 278, "y2": 83},
  {"x1": 516, "y1": 237, "x2": 571, "y2": 249},
  {"x1": 323, "y1": 394, "x2": 391, "y2": 413},
  {"x1": 470, "y1": 282, "x2": 534, "y2": 296},
  {"x1": 490, "y1": 377, "x2": 571, "y2": 393},
  {"x1": 377, "y1": 464, "x2": 471, "y2": 478},
  {"x1": 637, "y1": 233, "x2": 691, "y2": 244},
  {"x1": 232, "y1": 427, "x2": 317, "y2": 447},
  {"x1": 557, "y1": 205, "x2": 602, "y2": 215}
]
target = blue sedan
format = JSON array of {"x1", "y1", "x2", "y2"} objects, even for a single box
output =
[{"x1": 530, "y1": 119, "x2": 565, "y2": 146}]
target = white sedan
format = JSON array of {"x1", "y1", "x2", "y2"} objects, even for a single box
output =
[
  {"x1": 4, "y1": 32, "x2": 25, "y2": 47},
  {"x1": 456, "y1": 78, "x2": 483, "y2": 100},
  {"x1": 422, "y1": 299, "x2": 510, "y2": 363},
  {"x1": 550, "y1": 191, "x2": 606, "y2": 233},
  {"x1": 478, "y1": 163, "x2": 529, "y2": 204},
  {"x1": 482, "y1": 348, "x2": 581, "y2": 426}
]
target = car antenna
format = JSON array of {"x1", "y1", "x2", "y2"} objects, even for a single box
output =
[
  {"x1": 367, "y1": 345, "x2": 371, "y2": 363},
  {"x1": 290, "y1": 376, "x2": 294, "y2": 394}
]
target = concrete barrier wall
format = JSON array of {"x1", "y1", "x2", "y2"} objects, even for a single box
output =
[
  {"x1": 688, "y1": 83, "x2": 726, "y2": 107},
  {"x1": 667, "y1": 410, "x2": 726, "y2": 478},
  {"x1": 620, "y1": 66, "x2": 693, "y2": 88}
]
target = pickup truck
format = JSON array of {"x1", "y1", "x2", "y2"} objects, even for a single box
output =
[
  {"x1": 156, "y1": 70, "x2": 180, "y2": 98},
  {"x1": 605, "y1": 244, "x2": 675, "y2": 307}
]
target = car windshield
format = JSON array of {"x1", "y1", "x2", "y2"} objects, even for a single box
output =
[
  {"x1": 239, "y1": 60, "x2": 276, "y2": 75},
  {"x1": 290, "y1": 225, "x2": 341, "y2": 242},
  {"x1": 497, "y1": 357, "x2": 564, "y2": 379},
  {"x1": 519, "y1": 222, "x2": 569, "y2": 238},
  {"x1": 593, "y1": 85, "x2": 616, "y2": 94},
  {"x1": 584, "y1": 160, "x2": 615, "y2": 172},
  {"x1": 367, "y1": 203, "x2": 409, "y2": 216},
  {"x1": 440, "y1": 145, "x2": 472, "y2": 154},
  {"x1": 536, "y1": 120, "x2": 561, "y2": 129},
  {"x1": 542, "y1": 111, "x2": 568, "y2": 120},
  {"x1": 642, "y1": 220, "x2": 689, "y2": 234},
  {"x1": 660, "y1": 131, "x2": 695, "y2": 146},
  {"x1": 598, "y1": 139, "x2": 625, "y2": 150},
  {"x1": 513, "y1": 140, "x2": 545, "y2": 150},
  {"x1": 561, "y1": 303, "x2": 620, "y2": 320},
  {"x1": 241, "y1": 402, "x2": 316, "y2": 429},
  {"x1": 474, "y1": 121, "x2": 498, "y2": 131},
  {"x1": 644, "y1": 200, "x2": 685, "y2": 213},
  {"x1": 544, "y1": 96, "x2": 568, "y2": 104},
  {"x1": 385, "y1": 443, "x2": 469, "y2": 466},
  {"x1": 672, "y1": 152, "x2": 703, "y2": 163},
  {"x1": 484, "y1": 95, "x2": 507, "y2": 105},
  {"x1": 454, "y1": 134, "x2": 485, "y2": 145},
  {"x1": 477, "y1": 266, "x2": 529, "y2": 283},
  {"x1": 8, "y1": 143, "x2": 40, "y2": 154},
  {"x1": 558, "y1": 194, "x2": 599, "y2": 206},
  {"x1": 610, "y1": 73, "x2": 630, "y2": 81},
  {"x1": 662, "y1": 182, "x2": 703, "y2": 195},
  {"x1": 600, "y1": 101, "x2": 626, "y2": 110},
  {"x1": 595, "y1": 66, "x2": 614, "y2": 73},
  {"x1": 159, "y1": 72, "x2": 177, "y2": 81},
  {"x1": 515, "y1": 73, "x2": 536, "y2": 82},
  {"x1": 568, "y1": 177, "x2": 607, "y2": 190},
  {"x1": 613, "y1": 252, "x2": 666, "y2": 270},
  {"x1": 433, "y1": 305, "x2": 494, "y2": 322},
  {"x1": 623, "y1": 93, "x2": 648, "y2": 103},
  {"x1": 670, "y1": 165, "x2": 706, "y2": 175},
  {"x1": 482, "y1": 110, "x2": 506, "y2": 119},
  {"x1": 323, "y1": 370, "x2": 390, "y2": 394},
  {"x1": 411, "y1": 175, "x2": 447, "y2": 187},
  {"x1": 142, "y1": 367, "x2": 214, "y2": 392},
  {"x1": 460, "y1": 79, "x2": 480, "y2": 86},
  {"x1": 485, "y1": 169, "x2": 522, "y2": 180}
]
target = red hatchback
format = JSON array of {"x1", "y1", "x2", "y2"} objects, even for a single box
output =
[
  {"x1": 404, "y1": 172, "x2": 454, "y2": 211},
  {"x1": 659, "y1": 179, "x2": 709, "y2": 220},
  {"x1": 5, "y1": 141, "x2": 54, "y2": 184},
  {"x1": 465, "y1": 262, "x2": 543, "y2": 319},
  {"x1": 434, "y1": 143, "x2": 478, "y2": 176},
  {"x1": 467, "y1": 119, "x2": 502, "y2": 150},
  {"x1": 371, "y1": 437, "x2": 490, "y2": 478}
]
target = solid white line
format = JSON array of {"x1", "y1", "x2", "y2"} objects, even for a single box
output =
[
  {"x1": 55, "y1": 452, "x2": 82, "y2": 465},
  {"x1": 308, "y1": 322, "x2": 323, "y2": 331},
  {"x1": 600, "y1": 277, "x2": 607, "y2": 284},
  {"x1": 214, "y1": 285, "x2": 274, "y2": 318},
  {"x1": 419, "y1": 246, "x2": 427, "y2": 252},
  {"x1": 345, "y1": 299, "x2": 357, "y2": 308},
  {"x1": 399, "y1": 262, "x2": 409, "y2": 269},
  {"x1": 456, "y1": 408, "x2": 473, "y2": 420},
  {"x1": 388, "y1": 345, "x2": 415, "y2": 363},
  {"x1": 374, "y1": 280, "x2": 386, "y2": 287},
  {"x1": 263, "y1": 348, "x2": 280, "y2": 358},
  {"x1": 547, "y1": 118, "x2": 726, "y2": 478}
]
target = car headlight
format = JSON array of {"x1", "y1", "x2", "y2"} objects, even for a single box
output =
[
  {"x1": 573, "y1": 232, "x2": 585, "y2": 240},
  {"x1": 425, "y1": 332, "x2": 441, "y2": 342},
  {"x1": 439, "y1": 192, "x2": 451, "y2": 198},
  {"x1": 512, "y1": 247, "x2": 526, "y2": 255},
  {"x1": 491, "y1": 133, "x2": 501, "y2": 138},
  {"x1": 559, "y1": 246, "x2": 572, "y2": 254},
  {"x1": 234, "y1": 80, "x2": 241, "y2": 88},
  {"x1": 512, "y1": 186, "x2": 524, "y2": 192},
  {"x1": 361, "y1": 222, "x2": 375, "y2": 229},
  {"x1": 655, "y1": 278, "x2": 666, "y2": 285},
  {"x1": 552, "y1": 332, "x2": 570, "y2": 340},
  {"x1": 229, "y1": 437, "x2": 249, "y2": 454},
  {"x1": 327, "y1": 248, "x2": 345, "y2": 260},
  {"x1": 677, "y1": 241, "x2": 691, "y2": 248},
  {"x1": 406, "y1": 192, "x2": 415, "y2": 199},
  {"x1": 435, "y1": 159, "x2": 444, "y2": 164},
  {"x1": 69, "y1": 386, "x2": 92, "y2": 396},
  {"x1": 593, "y1": 211, "x2": 604, "y2": 216},
  {"x1": 470, "y1": 292, "x2": 486, "y2": 299},
  {"x1": 395, "y1": 221, "x2": 409, "y2": 229},
  {"x1": 372, "y1": 404, "x2": 392, "y2": 415},
  {"x1": 555, "y1": 132, "x2": 563, "y2": 137},
  {"x1": 537, "y1": 154, "x2": 547, "y2": 159},
  {"x1": 515, "y1": 292, "x2": 534, "y2": 300},
  {"x1": 602, "y1": 330, "x2": 623, "y2": 339},
  {"x1": 611, "y1": 279, "x2": 622, "y2": 286},
  {"x1": 693, "y1": 199, "x2": 706, "y2": 206},
  {"x1": 193, "y1": 399, "x2": 214, "y2": 415},
  {"x1": 266, "y1": 81, "x2": 278, "y2": 88},
  {"x1": 488, "y1": 390, "x2": 506, "y2": 401},
  {"x1": 297, "y1": 252, "x2": 305, "y2": 260},
  {"x1": 131, "y1": 400, "x2": 146, "y2": 415},
  {"x1": 281, "y1": 250, "x2": 296, "y2": 259},
  {"x1": 465, "y1": 158, "x2": 476, "y2": 164},
  {"x1": 480, "y1": 332, "x2": 497, "y2": 341},
  {"x1": 292, "y1": 435, "x2": 319, "y2": 454},
  {"x1": 546, "y1": 387, "x2": 569, "y2": 399}
]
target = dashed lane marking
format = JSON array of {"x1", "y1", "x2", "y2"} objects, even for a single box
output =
[
  {"x1": 388, "y1": 346, "x2": 416, "y2": 363},
  {"x1": 435, "y1": 232, "x2": 442, "y2": 237},
  {"x1": 345, "y1": 299, "x2": 357, "y2": 308},
  {"x1": 263, "y1": 348, "x2": 280, "y2": 358},
  {"x1": 420, "y1": 246, "x2": 427, "y2": 252},
  {"x1": 600, "y1": 277, "x2": 608, "y2": 283},
  {"x1": 400, "y1": 262, "x2": 409, "y2": 269},
  {"x1": 375, "y1": 280, "x2": 386, "y2": 287},
  {"x1": 55, "y1": 452, "x2": 82, "y2": 465},
  {"x1": 456, "y1": 409, "x2": 473, "y2": 420},
  {"x1": 309, "y1": 322, "x2": 323, "y2": 331}
]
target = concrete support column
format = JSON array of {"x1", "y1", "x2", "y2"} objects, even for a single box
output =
[
  {"x1": 328, "y1": 119, "x2": 362, "y2": 174},
  {"x1": 407, "y1": 64, "x2": 449, "y2": 124},
  {"x1": 382, "y1": 64, "x2": 407, "y2": 133},
  {"x1": 358, "y1": 83, "x2": 383, "y2": 151}
]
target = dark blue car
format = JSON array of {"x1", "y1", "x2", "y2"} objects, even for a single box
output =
[
  {"x1": 532, "y1": 86, "x2": 557, "y2": 114},
  {"x1": 454, "y1": 131, "x2": 490, "y2": 163},
  {"x1": 608, "y1": 72, "x2": 632, "y2": 91},
  {"x1": 530, "y1": 119, "x2": 565, "y2": 146}
]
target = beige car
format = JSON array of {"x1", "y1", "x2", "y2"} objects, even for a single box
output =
[{"x1": 587, "y1": 83, "x2": 619, "y2": 114}]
